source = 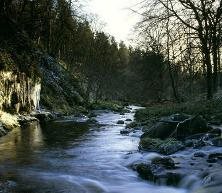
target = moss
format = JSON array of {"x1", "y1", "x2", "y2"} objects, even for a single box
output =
[
  {"x1": 89, "y1": 100, "x2": 126, "y2": 112},
  {"x1": 126, "y1": 121, "x2": 139, "y2": 128},
  {"x1": 135, "y1": 98, "x2": 222, "y2": 124},
  {"x1": 139, "y1": 137, "x2": 184, "y2": 155}
]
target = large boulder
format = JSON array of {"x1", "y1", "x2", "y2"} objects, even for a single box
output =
[
  {"x1": 210, "y1": 137, "x2": 222, "y2": 147},
  {"x1": 141, "y1": 114, "x2": 190, "y2": 140},
  {"x1": 141, "y1": 122, "x2": 177, "y2": 140},
  {"x1": 151, "y1": 156, "x2": 175, "y2": 169},
  {"x1": 176, "y1": 115, "x2": 209, "y2": 139},
  {"x1": 135, "y1": 163, "x2": 181, "y2": 186},
  {"x1": 117, "y1": 120, "x2": 124, "y2": 124},
  {"x1": 34, "y1": 112, "x2": 54, "y2": 123},
  {"x1": 139, "y1": 137, "x2": 184, "y2": 155}
]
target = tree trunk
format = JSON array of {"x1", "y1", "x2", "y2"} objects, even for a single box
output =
[
  {"x1": 213, "y1": 46, "x2": 218, "y2": 93},
  {"x1": 203, "y1": 47, "x2": 213, "y2": 99},
  {"x1": 166, "y1": 0, "x2": 179, "y2": 102},
  {"x1": 212, "y1": 28, "x2": 219, "y2": 93}
]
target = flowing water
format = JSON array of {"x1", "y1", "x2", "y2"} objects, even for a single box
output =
[{"x1": 0, "y1": 106, "x2": 188, "y2": 193}]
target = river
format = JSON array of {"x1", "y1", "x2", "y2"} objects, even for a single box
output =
[{"x1": 0, "y1": 106, "x2": 187, "y2": 193}]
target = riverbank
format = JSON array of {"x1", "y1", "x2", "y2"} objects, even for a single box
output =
[
  {"x1": 0, "y1": 110, "x2": 55, "y2": 137},
  {"x1": 0, "y1": 100, "x2": 128, "y2": 138},
  {"x1": 0, "y1": 106, "x2": 187, "y2": 193},
  {"x1": 125, "y1": 99, "x2": 222, "y2": 193}
]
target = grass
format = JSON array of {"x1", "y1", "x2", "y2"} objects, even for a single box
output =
[
  {"x1": 139, "y1": 137, "x2": 184, "y2": 155},
  {"x1": 135, "y1": 98, "x2": 222, "y2": 124}
]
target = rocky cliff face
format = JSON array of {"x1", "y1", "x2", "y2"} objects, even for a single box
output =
[
  {"x1": 0, "y1": 50, "x2": 85, "y2": 115},
  {"x1": 40, "y1": 55, "x2": 85, "y2": 114},
  {"x1": 0, "y1": 71, "x2": 41, "y2": 113},
  {"x1": 0, "y1": 18, "x2": 85, "y2": 116}
]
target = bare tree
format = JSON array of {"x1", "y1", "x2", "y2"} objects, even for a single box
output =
[{"x1": 136, "y1": 0, "x2": 222, "y2": 99}]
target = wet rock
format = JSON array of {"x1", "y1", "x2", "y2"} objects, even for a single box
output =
[
  {"x1": 193, "y1": 152, "x2": 207, "y2": 158},
  {"x1": 120, "y1": 129, "x2": 131, "y2": 135},
  {"x1": 135, "y1": 163, "x2": 181, "y2": 186},
  {"x1": 151, "y1": 156, "x2": 175, "y2": 169},
  {"x1": 139, "y1": 137, "x2": 184, "y2": 155},
  {"x1": 87, "y1": 118, "x2": 98, "y2": 124},
  {"x1": 34, "y1": 112, "x2": 54, "y2": 122},
  {"x1": 208, "y1": 120, "x2": 221, "y2": 125},
  {"x1": 0, "y1": 180, "x2": 16, "y2": 193},
  {"x1": 184, "y1": 139, "x2": 195, "y2": 147},
  {"x1": 192, "y1": 171, "x2": 222, "y2": 193},
  {"x1": 203, "y1": 133, "x2": 220, "y2": 141},
  {"x1": 211, "y1": 137, "x2": 222, "y2": 147},
  {"x1": 208, "y1": 114, "x2": 222, "y2": 125},
  {"x1": 184, "y1": 138, "x2": 206, "y2": 148},
  {"x1": 18, "y1": 115, "x2": 38, "y2": 124},
  {"x1": 126, "y1": 121, "x2": 140, "y2": 129},
  {"x1": 88, "y1": 112, "x2": 97, "y2": 118},
  {"x1": 125, "y1": 119, "x2": 132, "y2": 122},
  {"x1": 117, "y1": 120, "x2": 124, "y2": 124},
  {"x1": 141, "y1": 122, "x2": 177, "y2": 140},
  {"x1": 176, "y1": 115, "x2": 209, "y2": 139},
  {"x1": 209, "y1": 128, "x2": 221, "y2": 136},
  {"x1": 186, "y1": 133, "x2": 206, "y2": 140},
  {"x1": 207, "y1": 158, "x2": 217, "y2": 163},
  {"x1": 193, "y1": 139, "x2": 206, "y2": 148},
  {"x1": 208, "y1": 153, "x2": 222, "y2": 160}
]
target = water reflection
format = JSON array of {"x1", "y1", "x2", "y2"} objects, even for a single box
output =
[
  {"x1": 41, "y1": 120, "x2": 89, "y2": 147},
  {"x1": 0, "y1": 121, "x2": 44, "y2": 163},
  {"x1": 0, "y1": 108, "x2": 187, "y2": 193}
]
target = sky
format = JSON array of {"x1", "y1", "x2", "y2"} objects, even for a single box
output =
[{"x1": 87, "y1": 0, "x2": 141, "y2": 45}]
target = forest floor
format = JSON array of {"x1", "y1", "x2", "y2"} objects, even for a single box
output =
[{"x1": 134, "y1": 97, "x2": 222, "y2": 127}]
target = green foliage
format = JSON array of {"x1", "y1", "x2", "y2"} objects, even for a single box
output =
[
  {"x1": 40, "y1": 55, "x2": 86, "y2": 115},
  {"x1": 0, "y1": 51, "x2": 14, "y2": 70},
  {"x1": 139, "y1": 137, "x2": 184, "y2": 155},
  {"x1": 89, "y1": 100, "x2": 125, "y2": 112},
  {"x1": 121, "y1": 49, "x2": 168, "y2": 102},
  {"x1": 135, "y1": 98, "x2": 222, "y2": 123}
]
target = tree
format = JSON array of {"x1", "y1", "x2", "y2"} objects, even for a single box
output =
[{"x1": 137, "y1": 0, "x2": 222, "y2": 99}]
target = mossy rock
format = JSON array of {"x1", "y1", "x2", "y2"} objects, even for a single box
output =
[
  {"x1": 139, "y1": 137, "x2": 184, "y2": 155},
  {"x1": 141, "y1": 121, "x2": 178, "y2": 140},
  {"x1": 176, "y1": 115, "x2": 209, "y2": 139},
  {"x1": 135, "y1": 163, "x2": 181, "y2": 186},
  {"x1": 151, "y1": 156, "x2": 175, "y2": 169}
]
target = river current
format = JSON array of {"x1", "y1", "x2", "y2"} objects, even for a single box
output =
[{"x1": 0, "y1": 106, "x2": 187, "y2": 193}]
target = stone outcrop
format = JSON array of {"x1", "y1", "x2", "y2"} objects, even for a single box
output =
[{"x1": 0, "y1": 71, "x2": 41, "y2": 113}]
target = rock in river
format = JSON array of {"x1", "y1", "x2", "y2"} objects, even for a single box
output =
[
  {"x1": 135, "y1": 163, "x2": 181, "y2": 186},
  {"x1": 141, "y1": 114, "x2": 191, "y2": 140},
  {"x1": 141, "y1": 122, "x2": 177, "y2": 140},
  {"x1": 176, "y1": 115, "x2": 209, "y2": 139},
  {"x1": 139, "y1": 137, "x2": 184, "y2": 155},
  {"x1": 151, "y1": 156, "x2": 175, "y2": 169},
  {"x1": 117, "y1": 120, "x2": 124, "y2": 124}
]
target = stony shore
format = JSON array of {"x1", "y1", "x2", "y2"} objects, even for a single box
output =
[{"x1": 122, "y1": 108, "x2": 222, "y2": 193}]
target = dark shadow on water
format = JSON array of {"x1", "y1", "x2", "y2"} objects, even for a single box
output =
[{"x1": 40, "y1": 119, "x2": 90, "y2": 147}]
